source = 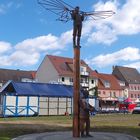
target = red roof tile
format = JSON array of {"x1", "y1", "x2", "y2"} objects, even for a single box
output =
[
  {"x1": 112, "y1": 66, "x2": 140, "y2": 84},
  {"x1": 96, "y1": 73, "x2": 121, "y2": 90},
  {"x1": 0, "y1": 68, "x2": 36, "y2": 84},
  {"x1": 47, "y1": 55, "x2": 94, "y2": 77},
  {"x1": 31, "y1": 71, "x2": 36, "y2": 79}
]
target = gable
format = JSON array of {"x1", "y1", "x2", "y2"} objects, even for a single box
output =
[
  {"x1": 112, "y1": 66, "x2": 140, "y2": 84},
  {"x1": 97, "y1": 73, "x2": 121, "y2": 90},
  {"x1": 47, "y1": 55, "x2": 93, "y2": 77},
  {"x1": 36, "y1": 55, "x2": 59, "y2": 83}
]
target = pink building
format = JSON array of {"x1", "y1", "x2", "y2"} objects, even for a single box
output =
[
  {"x1": 94, "y1": 73, "x2": 123, "y2": 110},
  {"x1": 112, "y1": 66, "x2": 140, "y2": 102}
]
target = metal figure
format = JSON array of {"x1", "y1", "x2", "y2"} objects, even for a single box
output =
[
  {"x1": 71, "y1": 6, "x2": 84, "y2": 47},
  {"x1": 37, "y1": 0, "x2": 115, "y2": 48},
  {"x1": 80, "y1": 89, "x2": 95, "y2": 137}
]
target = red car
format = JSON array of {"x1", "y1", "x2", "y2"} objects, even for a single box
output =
[{"x1": 119, "y1": 103, "x2": 136, "y2": 113}]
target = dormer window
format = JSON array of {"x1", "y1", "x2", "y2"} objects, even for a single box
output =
[
  {"x1": 80, "y1": 66, "x2": 86, "y2": 72},
  {"x1": 119, "y1": 81, "x2": 125, "y2": 86},
  {"x1": 104, "y1": 81, "x2": 110, "y2": 88}
]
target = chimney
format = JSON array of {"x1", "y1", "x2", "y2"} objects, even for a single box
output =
[{"x1": 112, "y1": 65, "x2": 115, "y2": 71}]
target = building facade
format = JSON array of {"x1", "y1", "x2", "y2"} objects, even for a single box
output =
[
  {"x1": 94, "y1": 73, "x2": 124, "y2": 110},
  {"x1": 112, "y1": 66, "x2": 140, "y2": 102},
  {"x1": 36, "y1": 55, "x2": 98, "y2": 91}
]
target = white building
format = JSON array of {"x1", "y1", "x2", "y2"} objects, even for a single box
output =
[{"x1": 36, "y1": 55, "x2": 98, "y2": 92}]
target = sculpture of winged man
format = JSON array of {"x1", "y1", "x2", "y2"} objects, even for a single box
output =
[{"x1": 38, "y1": 0, "x2": 115, "y2": 47}]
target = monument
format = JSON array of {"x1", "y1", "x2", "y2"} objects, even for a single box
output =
[{"x1": 38, "y1": 0, "x2": 115, "y2": 137}]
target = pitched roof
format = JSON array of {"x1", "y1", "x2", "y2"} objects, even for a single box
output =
[
  {"x1": 90, "y1": 70, "x2": 99, "y2": 78},
  {"x1": 96, "y1": 73, "x2": 121, "y2": 90},
  {"x1": 0, "y1": 68, "x2": 36, "y2": 83},
  {"x1": 47, "y1": 55, "x2": 94, "y2": 77},
  {"x1": 112, "y1": 66, "x2": 140, "y2": 84},
  {"x1": 0, "y1": 81, "x2": 73, "y2": 97}
]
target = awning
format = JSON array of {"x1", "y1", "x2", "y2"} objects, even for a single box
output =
[{"x1": 124, "y1": 98, "x2": 132, "y2": 103}]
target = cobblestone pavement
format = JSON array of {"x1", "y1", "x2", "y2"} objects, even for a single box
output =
[{"x1": 12, "y1": 131, "x2": 139, "y2": 140}]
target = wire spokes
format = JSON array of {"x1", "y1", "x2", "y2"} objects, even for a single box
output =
[
  {"x1": 38, "y1": 0, "x2": 72, "y2": 14},
  {"x1": 38, "y1": 0, "x2": 115, "y2": 22},
  {"x1": 38, "y1": 0, "x2": 73, "y2": 22},
  {"x1": 84, "y1": 10, "x2": 115, "y2": 20}
]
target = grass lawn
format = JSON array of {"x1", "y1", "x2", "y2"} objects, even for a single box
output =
[{"x1": 0, "y1": 114, "x2": 139, "y2": 140}]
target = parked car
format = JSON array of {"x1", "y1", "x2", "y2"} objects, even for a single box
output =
[
  {"x1": 119, "y1": 98, "x2": 137, "y2": 113},
  {"x1": 119, "y1": 103, "x2": 136, "y2": 113},
  {"x1": 132, "y1": 102, "x2": 140, "y2": 114}
]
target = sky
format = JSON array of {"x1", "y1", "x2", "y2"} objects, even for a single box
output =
[{"x1": 0, "y1": 0, "x2": 140, "y2": 74}]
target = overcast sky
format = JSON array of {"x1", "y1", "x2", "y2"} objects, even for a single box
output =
[{"x1": 0, "y1": 0, "x2": 140, "y2": 73}]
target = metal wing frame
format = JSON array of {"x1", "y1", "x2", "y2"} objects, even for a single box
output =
[
  {"x1": 37, "y1": 0, "x2": 115, "y2": 22},
  {"x1": 83, "y1": 10, "x2": 115, "y2": 20},
  {"x1": 37, "y1": 0, "x2": 74, "y2": 22}
]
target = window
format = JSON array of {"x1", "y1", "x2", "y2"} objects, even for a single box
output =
[
  {"x1": 81, "y1": 78, "x2": 84, "y2": 83},
  {"x1": 80, "y1": 66, "x2": 86, "y2": 72},
  {"x1": 119, "y1": 81, "x2": 125, "y2": 86},
  {"x1": 91, "y1": 79, "x2": 94, "y2": 84},
  {"x1": 62, "y1": 77, "x2": 65, "y2": 82},
  {"x1": 104, "y1": 81, "x2": 110, "y2": 88},
  {"x1": 113, "y1": 92, "x2": 116, "y2": 97},
  {"x1": 131, "y1": 94, "x2": 133, "y2": 98},
  {"x1": 69, "y1": 78, "x2": 73, "y2": 82},
  {"x1": 0, "y1": 95, "x2": 2, "y2": 104},
  {"x1": 110, "y1": 92, "x2": 112, "y2": 97},
  {"x1": 0, "y1": 83, "x2": 3, "y2": 88},
  {"x1": 85, "y1": 78, "x2": 89, "y2": 83}
]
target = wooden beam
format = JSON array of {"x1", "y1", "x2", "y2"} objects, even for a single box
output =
[{"x1": 73, "y1": 46, "x2": 80, "y2": 137}]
